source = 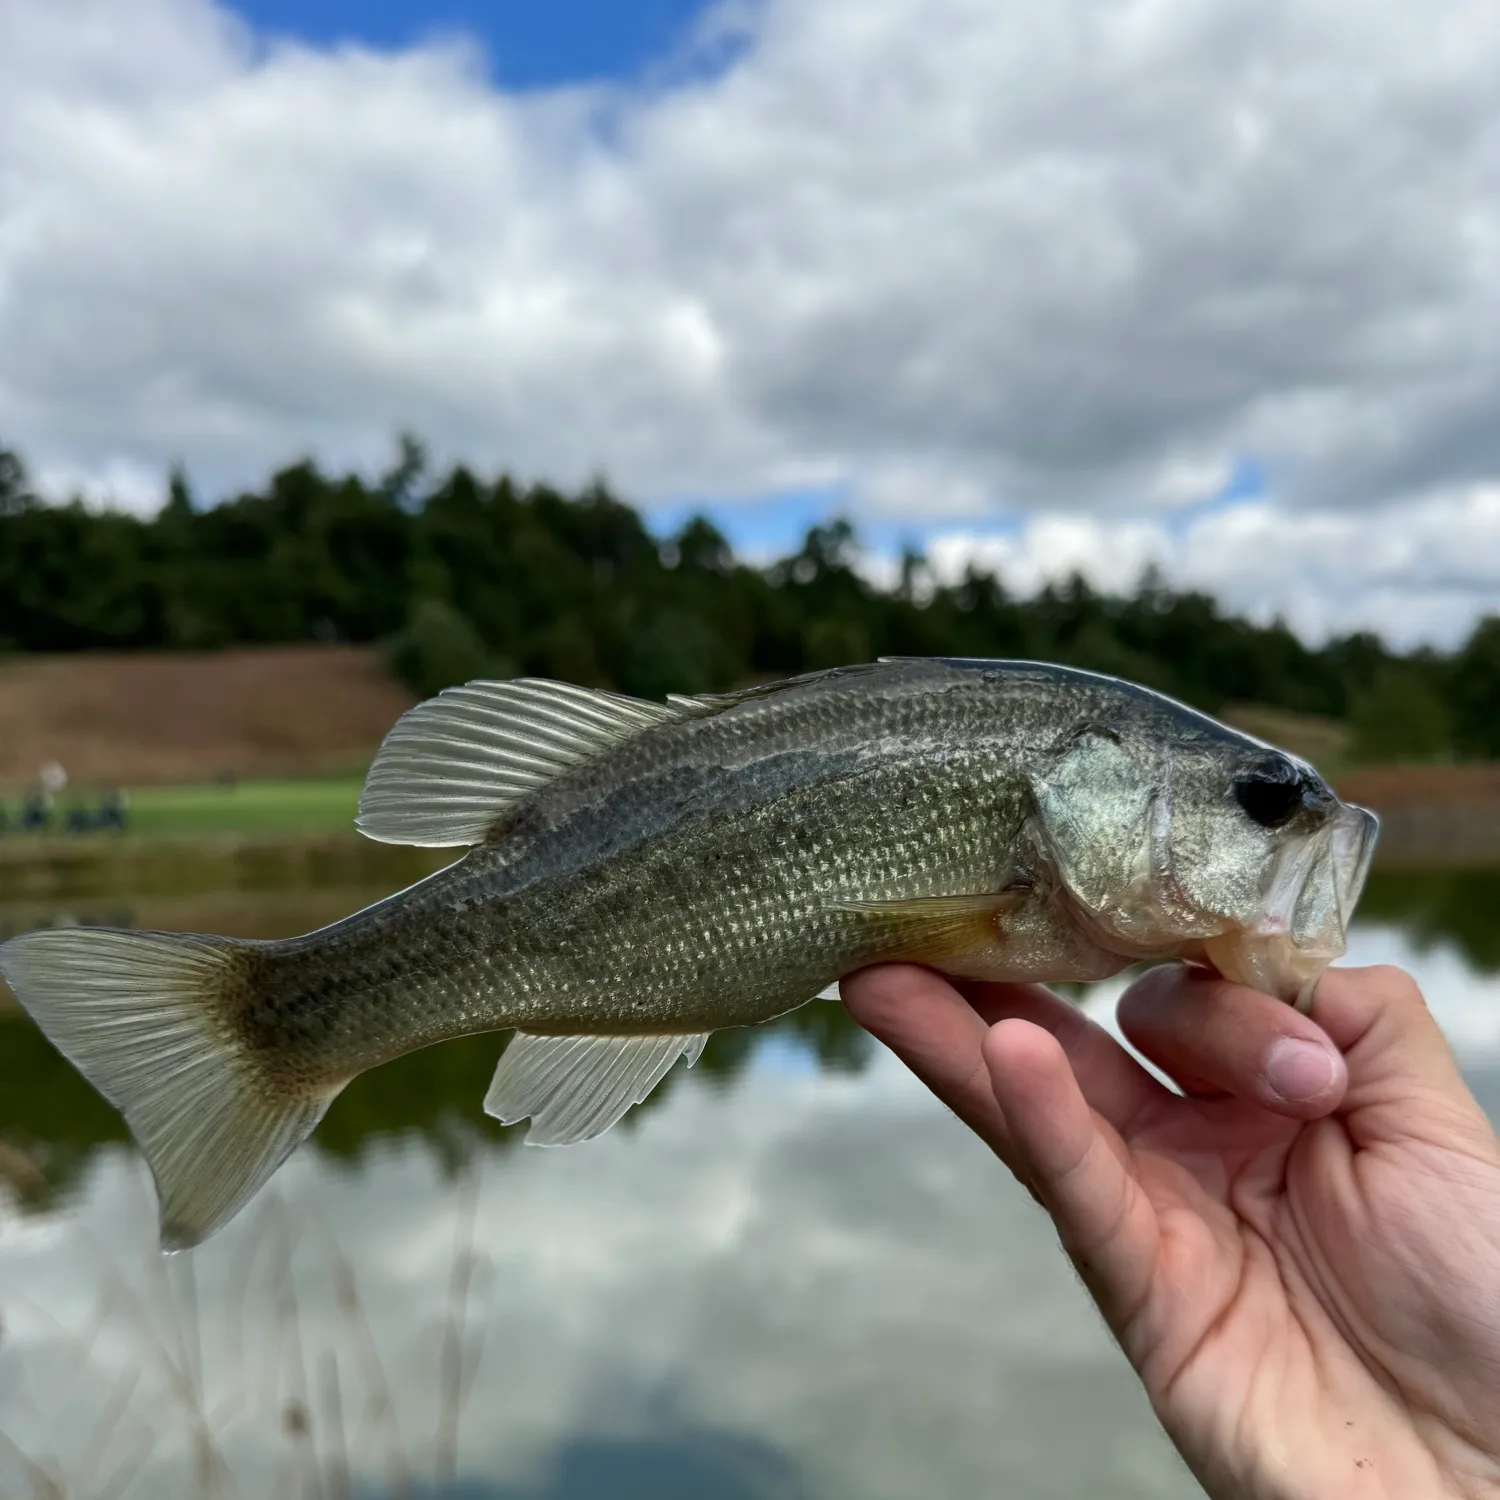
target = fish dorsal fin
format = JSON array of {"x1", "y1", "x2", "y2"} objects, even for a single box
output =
[
  {"x1": 665, "y1": 662, "x2": 889, "y2": 716},
  {"x1": 484, "y1": 1031, "x2": 708, "y2": 1145},
  {"x1": 357, "y1": 678, "x2": 689, "y2": 847}
]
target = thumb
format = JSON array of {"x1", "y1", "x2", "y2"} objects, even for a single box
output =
[{"x1": 1310, "y1": 964, "x2": 1497, "y2": 1152}]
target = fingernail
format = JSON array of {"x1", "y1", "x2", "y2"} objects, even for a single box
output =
[{"x1": 1266, "y1": 1039, "x2": 1337, "y2": 1103}]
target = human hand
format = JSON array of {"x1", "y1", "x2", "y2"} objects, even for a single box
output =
[{"x1": 842, "y1": 963, "x2": 1500, "y2": 1500}]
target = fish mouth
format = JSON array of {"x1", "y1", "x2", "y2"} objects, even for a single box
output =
[{"x1": 1204, "y1": 802, "x2": 1380, "y2": 1009}]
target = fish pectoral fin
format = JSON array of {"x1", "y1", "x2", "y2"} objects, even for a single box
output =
[
  {"x1": 484, "y1": 1030, "x2": 709, "y2": 1146},
  {"x1": 827, "y1": 890, "x2": 1027, "y2": 961},
  {"x1": 357, "y1": 678, "x2": 701, "y2": 848}
]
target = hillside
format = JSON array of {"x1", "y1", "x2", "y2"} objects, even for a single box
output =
[{"x1": 0, "y1": 646, "x2": 416, "y2": 789}]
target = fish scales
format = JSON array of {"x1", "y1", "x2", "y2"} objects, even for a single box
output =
[
  {"x1": 0, "y1": 658, "x2": 1379, "y2": 1249},
  {"x1": 247, "y1": 674, "x2": 1050, "y2": 1067}
]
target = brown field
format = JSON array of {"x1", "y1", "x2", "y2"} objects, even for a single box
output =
[
  {"x1": 0, "y1": 645, "x2": 417, "y2": 789},
  {"x1": 1335, "y1": 764, "x2": 1500, "y2": 865}
]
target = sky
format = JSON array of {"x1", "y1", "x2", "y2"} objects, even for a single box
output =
[
  {"x1": 1, "y1": 0, "x2": 1499, "y2": 646},
  {"x1": 232, "y1": 0, "x2": 721, "y2": 88}
]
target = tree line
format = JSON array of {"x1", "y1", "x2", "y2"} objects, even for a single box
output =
[{"x1": 1, "y1": 440, "x2": 1495, "y2": 759}]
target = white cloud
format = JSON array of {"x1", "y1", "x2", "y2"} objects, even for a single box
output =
[
  {"x1": 925, "y1": 484, "x2": 1500, "y2": 647},
  {"x1": 1, "y1": 0, "x2": 1499, "y2": 638}
]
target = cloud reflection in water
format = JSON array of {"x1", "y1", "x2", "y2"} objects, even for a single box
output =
[{"x1": 1, "y1": 898, "x2": 1497, "y2": 1497}]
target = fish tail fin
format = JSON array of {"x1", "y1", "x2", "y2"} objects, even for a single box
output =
[{"x1": 0, "y1": 927, "x2": 336, "y2": 1251}]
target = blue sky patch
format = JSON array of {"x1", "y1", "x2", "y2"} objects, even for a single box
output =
[
  {"x1": 646, "y1": 488, "x2": 848, "y2": 558},
  {"x1": 1163, "y1": 456, "x2": 1267, "y2": 536},
  {"x1": 646, "y1": 484, "x2": 1034, "y2": 563},
  {"x1": 232, "y1": 0, "x2": 722, "y2": 88}
]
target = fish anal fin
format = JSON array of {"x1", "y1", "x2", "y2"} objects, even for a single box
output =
[
  {"x1": 357, "y1": 678, "x2": 703, "y2": 848},
  {"x1": 828, "y1": 890, "x2": 1027, "y2": 962},
  {"x1": 483, "y1": 1030, "x2": 709, "y2": 1146}
]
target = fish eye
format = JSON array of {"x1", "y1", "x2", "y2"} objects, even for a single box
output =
[{"x1": 1232, "y1": 758, "x2": 1305, "y2": 829}]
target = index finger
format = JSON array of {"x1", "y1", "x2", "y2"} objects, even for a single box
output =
[
  {"x1": 840, "y1": 964, "x2": 1013, "y2": 1156},
  {"x1": 841, "y1": 965, "x2": 1168, "y2": 1154}
]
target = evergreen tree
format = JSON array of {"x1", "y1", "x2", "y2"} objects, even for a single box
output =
[{"x1": 0, "y1": 437, "x2": 1484, "y2": 765}]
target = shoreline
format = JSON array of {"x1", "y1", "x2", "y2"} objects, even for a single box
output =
[
  {"x1": 1333, "y1": 764, "x2": 1500, "y2": 868},
  {"x1": 0, "y1": 826, "x2": 1492, "y2": 1020},
  {"x1": 0, "y1": 832, "x2": 452, "y2": 902},
  {"x1": 0, "y1": 801, "x2": 1495, "y2": 902},
  {"x1": 1347, "y1": 810, "x2": 1500, "y2": 868}
]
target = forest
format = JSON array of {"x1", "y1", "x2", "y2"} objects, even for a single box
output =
[{"x1": 1, "y1": 440, "x2": 1496, "y2": 760}]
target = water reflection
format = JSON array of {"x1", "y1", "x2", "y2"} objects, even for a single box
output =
[
  {"x1": 482, "y1": 1422, "x2": 811, "y2": 1500},
  {"x1": 1360, "y1": 867, "x2": 1500, "y2": 973},
  {"x1": 0, "y1": 868, "x2": 1496, "y2": 1498}
]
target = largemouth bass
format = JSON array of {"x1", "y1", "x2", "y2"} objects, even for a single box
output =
[{"x1": 0, "y1": 658, "x2": 1377, "y2": 1250}]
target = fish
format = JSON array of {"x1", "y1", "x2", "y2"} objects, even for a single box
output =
[{"x1": 0, "y1": 658, "x2": 1378, "y2": 1251}]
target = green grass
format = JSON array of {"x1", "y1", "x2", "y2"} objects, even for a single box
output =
[{"x1": 114, "y1": 775, "x2": 366, "y2": 840}]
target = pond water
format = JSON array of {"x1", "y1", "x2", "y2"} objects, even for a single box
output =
[{"x1": 1, "y1": 866, "x2": 1498, "y2": 1499}]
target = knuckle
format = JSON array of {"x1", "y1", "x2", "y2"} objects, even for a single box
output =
[{"x1": 1360, "y1": 963, "x2": 1426, "y2": 1011}]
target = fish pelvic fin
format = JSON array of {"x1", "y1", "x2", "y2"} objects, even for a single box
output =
[
  {"x1": 0, "y1": 927, "x2": 338, "y2": 1252},
  {"x1": 484, "y1": 1031, "x2": 708, "y2": 1146}
]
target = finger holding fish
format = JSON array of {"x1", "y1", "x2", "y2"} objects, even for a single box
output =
[
  {"x1": 980, "y1": 1017, "x2": 1160, "y2": 1326},
  {"x1": 845, "y1": 967, "x2": 1171, "y2": 1320},
  {"x1": 841, "y1": 965, "x2": 1169, "y2": 1155},
  {"x1": 1117, "y1": 963, "x2": 1347, "y2": 1117},
  {"x1": 838, "y1": 965, "x2": 1016, "y2": 1158}
]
